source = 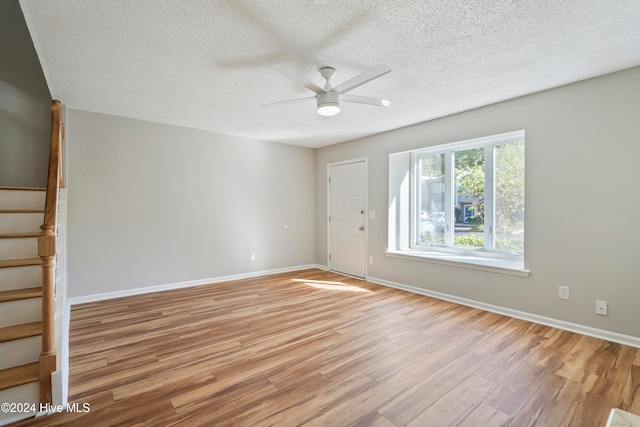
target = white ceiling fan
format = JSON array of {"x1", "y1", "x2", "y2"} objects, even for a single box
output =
[{"x1": 261, "y1": 65, "x2": 391, "y2": 117}]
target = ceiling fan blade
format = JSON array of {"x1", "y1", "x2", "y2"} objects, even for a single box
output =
[
  {"x1": 276, "y1": 68, "x2": 324, "y2": 94},
  {"x1": 334, "y1": 65, "x2": 391, "y2": 94},
  {"x1": 341, "y1": 94, "x2": 391, "y2": 107},
  {"x1": 260, "y1": 96, "x2": 316, "y2": 108}
]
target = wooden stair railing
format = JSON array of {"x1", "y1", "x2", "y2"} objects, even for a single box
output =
[{"x1": 37, "y1": 100, "x2": 62, "y2": 404}]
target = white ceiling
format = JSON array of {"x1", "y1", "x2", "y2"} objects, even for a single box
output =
[{"x1": 20, "y1": 0, "x2": 640, "y2": 148}]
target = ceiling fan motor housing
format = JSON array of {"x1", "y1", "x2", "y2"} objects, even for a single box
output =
[{"x1": 319, "y1": 66, "x2": 336, "y2": 80}]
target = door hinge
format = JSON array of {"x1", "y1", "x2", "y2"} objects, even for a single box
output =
[
  {"x1": 329, "y1": 215, "x2": 331, "y2": 222},
  {"x1": 329, "y1": 176, "x2": 331, "y2": 183},
  {"x1": 329, "y1": 254, "x2": 331, "y2": 261}
]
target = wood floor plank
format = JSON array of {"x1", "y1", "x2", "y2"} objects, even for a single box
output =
[
  {"x1": 8, "y1": 268, "x2": 640, "y2": 427},
  {"x1": 541, "y1": 328, "x2": 583, "y2": 353},
  {"x1": 168, "y1": 342, "x2": 295, "y2": 410},
  {"x1": 402, "y1": 328, "x2": 485, "y2": 379},
  {"x1": 407, "y1": 374, "x2": 497, "y2": 427},
  {"x1": 206, "y1": 373, "x2": 333, "y2": 426},
  {"x1": 111, "y1": 363, "x2": 216, "y2": 401},
  {"x1": 470, "y1": 316, "x2": 530, "y2": 355},
  {"x1": 352, "y1": 412, "x2": 397, "y2": 427},
  {"x1": 475, "y1": 326, "x2": 547, "y2": 384},
  {"x1": 379, "y1": 351, "x2": 491, "y2": 426},
  {"x1": 483, "y1": 358, "x2": 553, "y2": 417},
  {"x1": 253, "y1": 372, "x2": 376, "y2": 426},
  {"x1": 303, "y1": 369, "x2": 419, "y2": 427},
  {"x1": 554, "y1": 336, "x2": 637, "y2": 385},
  {"x1": 173, "y1": 377, "x2": 277, "y2": 418},
  {"x1": 359, "y1": 331, "x2": 443, "y2": 382},
  {"x1": 168, "y1": 380, "x2": 279, "y2": 427},
  {"x1": 457, "y1": 403, "x2": 513, "y2": 427},
  {"x1": 560, "y1": 373, "x2": 627, "y2": 427},
  {"x1": 620, "y1": 365, "x2": 640, "y2": 414},
  {"x1": 267, "y1": 348, "x2": 335, "y2": 390},
  {"x1": 508, "y1": 373, "x2": 583, "y2": 426}
]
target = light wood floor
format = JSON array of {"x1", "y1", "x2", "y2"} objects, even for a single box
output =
[{"x1": 12, "y1": 269, "x2": 640, "y2": 426}]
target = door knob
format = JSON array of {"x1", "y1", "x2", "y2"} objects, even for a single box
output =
[{"x1": 359, "y1": 226, "x2": 365, "y2": 231}]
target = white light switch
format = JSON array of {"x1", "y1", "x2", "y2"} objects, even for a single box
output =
[{"x1": 368, "y1": 211, "x2": 376, "y2": 219}]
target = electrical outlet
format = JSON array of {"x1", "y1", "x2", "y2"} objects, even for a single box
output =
[
  {"x1": 596, "y1": 300, "x2": 608, "y2": 316},
  {"x1": 250, "y1": 252, "x2": 256, "y2": 261},
  {"x1": 559, "y1": 286, "x2": 570, "y2": 300}
]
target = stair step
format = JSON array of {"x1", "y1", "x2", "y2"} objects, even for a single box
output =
[
  {"x1": 0, "y1": 187, "x2": 46, "y2": 191},
  {"x1": 0, "y1": 322, "x2": 42, "y2": 343},
  {"x1": 0, "y1": 265, "x2": 41, "y2": 292},
  {"x1": 0, "y1": 288, "x2": 42, "y2": 303},
  {"x1": 0, "y1": 336, "x2": 40, "y2": 371},
  {"x1": 0, "y1": 299, "x2": 41, "y2": 328},
  {"x1": 0, "y1": 232, "x2": 40, "y2": 239},
  {"x1": 0, "y1": 362, "x2": 39, "y2": 390},
  {"x1": 0, "y1": 236, "x2": 38, "y2": 260},
  {"x1": 0, "y1": 212, "x2": 43, "y2": 233},
  {"x1": 0, "y1": 258, "x2": 41, "y2": 269},
  {"x1": 0, "y1": 189, "x2": 46, "y2": 211},
  {"x1": 0, "y1": 209, "x2": 44, "y2": 213}
]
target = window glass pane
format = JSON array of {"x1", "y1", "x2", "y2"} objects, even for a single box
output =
[
  {"x1": 454, "y1": 147, "x2": 485, "y2": 248},
  {"x1": 418, "y1": 153, "x2": 445, "y2": 244},
  {"x1": 494, "y1": 142, "x2": 525, "y2": 253}
]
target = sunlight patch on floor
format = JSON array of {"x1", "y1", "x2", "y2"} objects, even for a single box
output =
[{"x1": 292, "y1": 278, "x2": 371, "y2": 293}]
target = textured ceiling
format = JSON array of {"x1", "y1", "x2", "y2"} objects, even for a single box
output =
[{"x1": 19, "y1": 0, "x2": 640, "y2": 148}]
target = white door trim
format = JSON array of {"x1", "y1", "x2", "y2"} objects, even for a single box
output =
[{"x1": 327, "y1": 157, "x2": 368, "y2": 279}]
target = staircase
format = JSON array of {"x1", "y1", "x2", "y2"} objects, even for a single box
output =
[
  {"x1": 0, "y1": 187, "x2": 46, "y2": 423},
  {"x1": 0, "y1": 100, "x2": 62, "y2": 426}
]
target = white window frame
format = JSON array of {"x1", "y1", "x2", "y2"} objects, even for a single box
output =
[{"x1": 387, "y1": 130, "x2": 528, "y2": 276}]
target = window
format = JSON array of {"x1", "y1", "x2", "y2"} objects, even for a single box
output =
[{"x1": 388, "y1": 131, "x2": 526, "y2": 274}]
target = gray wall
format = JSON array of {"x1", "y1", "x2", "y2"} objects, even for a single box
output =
[
  {"x1": 315, "y1": 67, "x2": 640, "y2": 338},
  {"x1": 0, "y1": 0, "x2": 51, "y2": 187},
  {"x1": 66, "y1": 109, "x2": 316, "y2": 298}
]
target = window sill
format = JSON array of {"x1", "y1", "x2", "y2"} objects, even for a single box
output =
[{"x1": 385, "y1": 249, "x2": 530, "y2": 277}]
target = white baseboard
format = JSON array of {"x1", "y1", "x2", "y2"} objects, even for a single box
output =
[
  {"x1": 367, "y1": 275, "x2": 640, "y2": 349},
  {"x1": 68, "y1": 264, "x2": 323, "y2": 306}
]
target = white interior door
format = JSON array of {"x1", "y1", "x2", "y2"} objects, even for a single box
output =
[{"x1": 329, "y1": 161, "x2": 366, "y2": 278}]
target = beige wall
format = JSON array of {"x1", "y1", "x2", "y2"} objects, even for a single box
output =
[
  {"x1": 66, "y1": 109, "x2": 316, "y2": 298},
  {"x1": 315, "y1": 67, "x2": 640, "y2": 339},
  {"x1": 0, "y1": 0, "x2": 51, "y2": 187}
]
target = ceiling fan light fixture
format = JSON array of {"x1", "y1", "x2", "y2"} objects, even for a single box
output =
[
  {"x1": 317, "y1": 91, "x2": 340, "y2": 116},
  {"x1": 317, "y1": 102, "x2": 340, "y2": 116}
]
